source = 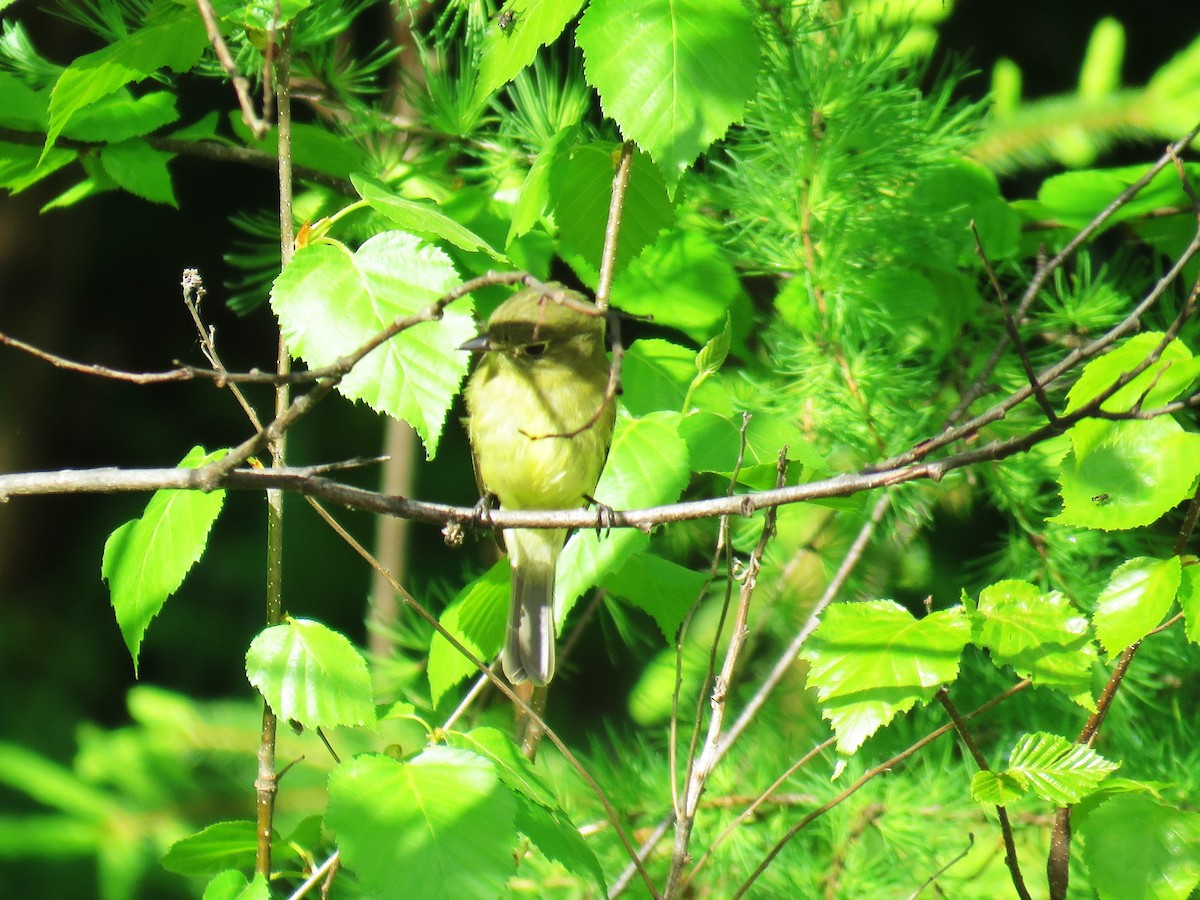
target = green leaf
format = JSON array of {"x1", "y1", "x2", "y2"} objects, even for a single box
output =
[
  {"x1": 63, "y1": 90, "x2": 178, "y2": 143},
  {"x1": 1038, "y1": 163, "x2": 1200, "y2": 232},
  {"x1": 0, "y1": 141, "x2": 76, "y2": 194},
  {"x1": 232, "y1": 116, "x2": 367, "y2": 178},
  {"x1": 46, "y1": 10, "x2": 206, "y2": 152},
  {"x1": 428, "y1": 561, "x2": 509, "y2": 705},
  {"x1": 602, "y1": 551, "x2": 707, "y2": 641},
  {"x1": 972, "y1": 580, "x2": 1097, "y2": 708},
  {"x1": 970, "y1": 771, "x2": 1027, "y2": 806},
  {"x1": 557, "y1": 412, "x2": 690, "y2": 620},
  {"x1": 610, "y1": 231, "x2": 745, "y2": 346},
  {"x1": 987, "y1": 732, "x2": 1118, "y2": 806},
  {"x1": 162, "y1": 821, "x2": 297, "y2": 877},
  {"x1": 679, "y1": 410, "x2": 821, "y2": 478},
  {"x1": 551, "y1": 142, "x2": 674, "y2": 283},
  {"x1": 801, "y1": 601, "x2": 971, "y2": 754},
  {"x1": 1065, "y1": 333, "x2": 1200, "y2": 416},
  {"x1": 447, "y1": 727, "x2": 557, "y2": 808},
  {"x1": 269, "y1": 232, "x2": 472, "y2": 457},
  {"x1": 202, "y1": 871, "x2": 270, "y2": 900},
  {"x1": 622, "y1": 338, "x2": 694, "y2": 415},
  {"x1": 1080, "y1": 794, "x2": 1200, "y2": 900},
  {"x1": 98, "y1": 139, "x2": 176, "y2": 206},
  {"x1": 326, "y1": 749, "x2": 517, "y2": 900},
  {"x1": 576, "y1": 0, "x2": 759, "y2": 189},
  {"x1": 353, "y1": 174, "x2": 506, "y2": 261},
  {"x1": 476, "y1": 0, "x2": 586, "y2": 101},
  {"x1": 514, "y1": 795, "x2": 607, "y2": 895},
  {"x1": 1179, "y1": 564, "x2": 1200, "y2": 645},
  {"x1": 245, "y1": 618, "x2": 375, "y2": 730},
  {"x1": 102, "y1": 445, "x2": 227, "y2": 673},
  {"x1": 1093, "y1": 556, "x2": 1182, "y2": 655},
  {"x1": 508, "y1": 127, "x2": 573, "y2": 245},
  {"x1": 1054, "y1": 418, "x2": 1200, "y2": 530}
]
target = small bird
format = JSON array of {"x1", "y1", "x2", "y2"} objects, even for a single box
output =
[{"x1": 461, "y1": 284, "x2": 615, "y2": 685}]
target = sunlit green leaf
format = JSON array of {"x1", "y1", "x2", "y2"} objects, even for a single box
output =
[
  {"x1": 1065, "y1": 332, "x2": 1200, "y2": 416},
  {"x1": 201, "y1": 871, "x2": 270, "y2": 900},
  {"x1": 102, "y1": 446, "x2": 227, "y2": 674},
  {"x1": 557, "y1": 412, "x2": 690, "y2": 620},
  {"x1": 269, "y1": 232, "x2": 473, "y2": 457},
  {"x1": 972, "y1": 580, "x2": 1097, "y2": 708},
  {"x1": 476, "y1": 0, "x2": 586, "y2": 101},
  {"x1": 162, "y1": 821, "x2": 297, "y2": 876},
  {"x1": 801, "y1": 601, "x2": 971, "y2": 754},
  {"x1": 576, "y1": 0, "x2": 758, "y2": 189},
  {"x1": 1093, "y1": 556, "x2": 1181, "y2": 655},
  {"x1": 1054, "y1": 418, "x2": 1200, "y2": 530},
  {"x1": 428, "y1": 561, "x2": 508, "y2": 704},
  {"x1": 98, "y1": 139, "x2": 176, "y2": 206},
  {"x1": 602, "y1": 551, "x2": 707, "y2": 641},
  {"x1": 46, "y1": 10, "x2": 206, "y2": 152},
  {"x1": 326, "y1": 749, "x2": 517, "y2": 899},
  {"x1": 1080, "y1": 794, "x2": 1200, "y2": 900},
  {"x1": 353, "y1": 174, "x2": 506, "y2": 261},
  {"x1": 245, "y1": 618, "x2": 375, "y2": 730},
  {"x1": 985, "y1": 732, "x2": 1118, "y2": 806}
]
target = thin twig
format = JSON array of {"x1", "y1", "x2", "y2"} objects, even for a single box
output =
[
  {"x1": 936, "y1": 689, "x2": 1030, "y2": 900},
  {"x1": 195, "y1": 0, "x2": 271, "y2": 139},
  {"x1": 304, "y1": 499, "x2": 663, "y2": 899},
  {"x1": 595, "y1": 141, "x2": 635, "y2": 311},
  {"x1": 665, "y1": 451, "x2": 787, "y2": 896},
  {"x1": 733, "y1": 680, "x2": 1032, "y2": 898},
  {"x1": 906, "y1": 832, "x2": 976, "y2": 899}
]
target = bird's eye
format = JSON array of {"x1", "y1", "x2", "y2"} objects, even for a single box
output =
[{"x1": 523, "y1": 342, "x2": 548, "y2": 358}]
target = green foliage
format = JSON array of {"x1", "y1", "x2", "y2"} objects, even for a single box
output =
[
  {"x1": 269, "y1": 231, "x2": 474, "y2": 456},
  {"x1": 245, "y1": 618, "x2": 376, "y2": 729},
  {"x1": 972, "y1": 732, "x2": 1118, "y2": 805},
  {"x1": 102, "y1": 446, "x2": 228, "y2": 674}
]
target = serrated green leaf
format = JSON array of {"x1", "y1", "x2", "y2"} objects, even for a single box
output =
[
  {"x1": 679, "y1": 410, "x2": 823, "y2": 480},
  {"x1": 801, "y1": 601, "x2": 971, "y2": 754},
  {"x1": 1038, "y1": 163, "x2": 1200, "y2": 232},
  {"x1": 46, "y1": 11, "x2": 206, "y2": 153},
  {"x1": 1093, "y1": 556, "x2": 1181, "y2": 654},
  {"x1": 428, "y1": 561, "x2": 508, "y2": 704},
  {"x1": 102, "y1": 446, "x2": 227, "y2": 674},
  {"x1": 326, "y1": 749, "x2": 517, "y2": 900},
  {"x1": 353, "y1": 174, "x2": 506, "y2": 261},
  {"x1": 269, "y1": 232, "x2": 472, "y2": 457},
  {"x1": 557, "y1": 412, "x2": 690, "y2": 620},
  {"x1": 1080, "y1": 794, "x2": 1200, "y2": 900},
  {"x1": 551, "y1": 142, "x2": 674, "y2": 283},
  {"x1": 162, "y1": 821, "x2": 296, "y2": 876},
  {"x1": 231, "y1": 115, "x2": 367, "y2": 178},
  {"x1": 0, "y1": 141, "x2": 76, "y2": 194},
  {"x1": 973, "y1": 580, "x2": 1097, "y2": 708},
  {"x1": 1001, "y1": 732, "x2": 1118, "y2": 805},
  {"x1": 245, "y1": 618, "x2": 375, "y2": 729},
  {"x1": 602, "y1": 551, "x2": 707, "y2": 641},
  {"x1": 576, "y1": 0, "x2": 758, "y2": 189},
  {"x1": 1065, "y1": 333, "x2": 1200, "y2": 416},
  {"x1": 1179, "y1": 564, "x2": 1200, "y2": 645},
  {"x1": 98, "y1": 139, "x2": 176, "y2": 206},
  {"x1": 1054, "y1": 418, "x2": 1200, "y2": 530},
  {"x1": 476, "y1": 0, "x2": 586, "y2": 101},
  {"x1": 695, "y1": 316, "x2": 732, "y2": 377},
  {"x1": 610, "y1": 231, "x2": 745, "y2": 346},
  {"x1": 508, "y1": 126, "x2": 573, "y2": 245},
  {"x1": 970, "y1": 770, "x2": 1027, "y2": 805},
  {"x1": 63, "y1": 90, "x2": 178, "y2": 143},
  {"x1": 514, "y1": 795, "x2": 607, "y2": 895},
  {"x1": 622, "y1": 338, "x2": 694, "y2": 415},
  {"x1": 201, "y1": 871, "x2": 270, "y2": 900},
  {"x1": 447, "y1": 726, "x2": 558, "y2": 808}
]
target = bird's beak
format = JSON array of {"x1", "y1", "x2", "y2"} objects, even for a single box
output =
[{"x1": 458, "y1": 334, "x2": 491, "y2": 352}]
